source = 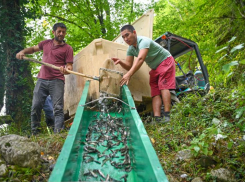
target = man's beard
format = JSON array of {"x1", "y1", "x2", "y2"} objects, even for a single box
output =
[{"x1": 54, "y1": 35, "x2": 63, "y2": 43}]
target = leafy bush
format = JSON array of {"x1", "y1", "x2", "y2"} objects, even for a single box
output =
[{"x1": 144, "y1": 87, "x2": 245, "y2": 181}]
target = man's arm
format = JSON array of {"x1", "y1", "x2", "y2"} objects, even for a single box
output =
[
  {"x1": 16, "y1": 45, "x2": 41, "y2": 60},
  {"x1": 111, "y1": 56, "x2": 134, "y2": 71},
  {"x1": 120, "y1": 48, "x2": 149, "y2": 86}
]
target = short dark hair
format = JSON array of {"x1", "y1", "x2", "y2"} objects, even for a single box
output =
[
  {"x1": 120, "y1": 24, "x2": 135, "y2": 32},
  {"x1": 53, "y1": 23, "x2": 67, "y2": 31}
]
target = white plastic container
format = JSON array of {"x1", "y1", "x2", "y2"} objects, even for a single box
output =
[{"x1": 64, "y1": 10, "x2": 154, "y2": 116}]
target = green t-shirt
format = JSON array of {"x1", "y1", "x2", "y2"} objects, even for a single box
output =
[{"x1": 127, "y1": 36, "x2": 171, "y2": 69}]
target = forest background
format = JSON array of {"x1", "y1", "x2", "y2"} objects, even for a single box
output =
[
  {"x1": 0, "y1": 0, "x2": 245, "y2": 181},
  {"x1": 0, "y1": 0, "x2": 244, "y2": 124}
]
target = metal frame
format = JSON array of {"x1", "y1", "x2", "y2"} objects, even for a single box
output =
[{"x1": 99, "y1": 67, "x2": 123, "y2": 97}]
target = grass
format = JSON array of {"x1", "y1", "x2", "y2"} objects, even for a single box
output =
[
  {"x1": 143, "y1": 88, "x2": 245, "y2": 181},
  {"x1": 1, "y1": 87, "x2": 244, "y2": 181},
  {"x1": 0, "y1": 131, "x2": 68, "y2": 182},
  {"x1": 0, "y1": 112, "x2": 68, "y2": 182}
]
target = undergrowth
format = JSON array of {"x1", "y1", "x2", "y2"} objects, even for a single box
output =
[
  {"x1": 144, "y1": 88, "x2": 245, "y2": 181},
  {"x1": 1, "y1": 88, "x2": 244, "y2": 181},
  {"x1": 0, "y1": 112, "x2": 68, "y2": 181}
]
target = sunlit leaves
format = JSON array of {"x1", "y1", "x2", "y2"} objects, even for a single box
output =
[
  {"x1": 227, "y1": 141, "x2": 233, "y2": 149},
  {"x1": 230, "y1": 43, "x2": 244, "y2": 53},
  {"x1": 228, "y1": 36, "x2": 236, "y2": 43},
  {"x1": 194, "y1": 146, "x2": 200, "y2": 153},
  {"x1": 27, "y1": 0, "x2": 151, "y2": 54},
  {"x1": 239, "y1": 60, "x2": 245, "y2": 64},
  {"x1": 222, "y1": 61, "x2": 239, "y2": 72},
  {"x1": 218, "y1": 54, "x2": 228, "y2": 61},
  {"x1": 235, "y1": 106, "x2": 245, "y2": 119},
  {"x1": 154, "y1": 0, "x2": 245, "y2": 89},
  {"x1": 215, "y1": 46, "x2": 228, "y2": 54}
]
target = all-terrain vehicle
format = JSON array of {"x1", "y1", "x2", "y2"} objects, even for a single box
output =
[{"x1": 155, "y1": 32, "x2": 209, "y2": 100}]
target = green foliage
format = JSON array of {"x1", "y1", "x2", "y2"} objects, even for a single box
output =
[
  {"x1": 0, "y1": 130, "x2": 67, "y2": 181},
  {"x1": 1, "y1": 0, "x2": 245, "y2": 180},
  {"x1": 0, "y1": 0, "x2": 36, "y2": 125},
  {"x1": 189, "y1": 126, "x2": 217, "y2": 157},
  {"x1": 153, "y1": 0, "x2": 245, "y2": 89},
  {"x1": 144, "y1": 87, "x2": 245, "y2": 181},
  {"x1": 235, "y1": 106, "x2": 245, "y2": 120},
  {"x1": 213, "y1": 36, "x2": 245, "y2": 87},
  {"x1": 25, "y1": 0, "x2": 151, "y2": 54},
  {"x1": 0, "y1": 120, "x2": 31, "y2": 137}
]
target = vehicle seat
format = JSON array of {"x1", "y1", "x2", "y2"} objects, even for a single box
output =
[{"x1": 175, "y1": 71, "x2": 195, "y2": 91}]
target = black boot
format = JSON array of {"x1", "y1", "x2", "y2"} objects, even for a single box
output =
[
  {"x1": 154, "y1": 116, "x2": 163, "y2": 123},
  {"x1": 163, "y1": 112, "x2": 170, "y2": 123},
  {"x1": 31, "y1": 121, "x2": 41, "y2": 135}
]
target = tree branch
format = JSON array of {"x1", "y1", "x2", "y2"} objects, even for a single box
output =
[
  {"x1": 72, "y1": 1, "x2": 97, "y2": 27},
  {"x1": 208, "y1": 16, "x2": 245, "y2": 20},
  {"x1": 237, "y1": 6, "x2": 245, "y2": 18},
  {"x1": 66, "y1": 8, "x2": 92, "y2": 29},
  {"x1": 43, "y1": 14, "x2": 95, "y2": 39}
]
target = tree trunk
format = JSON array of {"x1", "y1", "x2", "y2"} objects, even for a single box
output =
[{"x1": 0, "y1": 0, "x2": 34, "y2": 125}]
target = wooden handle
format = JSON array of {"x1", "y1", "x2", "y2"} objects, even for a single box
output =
[
  {"x1": 23, "y1": 56, "x2": 60, "y2": 70},
  {"x1": 23, "y1": 56, "x2": 99, "y2": 80}
]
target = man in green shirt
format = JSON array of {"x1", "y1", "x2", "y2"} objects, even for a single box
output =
[{"x1": 112, "y1": 25, "x2": 176, "y2": 122}]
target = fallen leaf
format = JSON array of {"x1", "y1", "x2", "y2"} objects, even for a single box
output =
[
  {"x1": 151, "y1": 138, "x2": 155, "y2": 144},
  {"x1": 48, "y1": 156, "x2": 54, "y2": 160}
]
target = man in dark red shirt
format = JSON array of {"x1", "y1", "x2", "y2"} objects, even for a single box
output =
[{"x1": 16, "y1": 23, "x2": 73, "y2": 134}]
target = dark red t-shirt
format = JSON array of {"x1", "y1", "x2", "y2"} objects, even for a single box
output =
[{"x1": 37, "y1": 39, "x2": 73, "y2": 81}]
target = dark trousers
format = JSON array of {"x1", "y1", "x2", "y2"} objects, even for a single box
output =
[
  {"x1": 43, "y1": 95, "x2": 54, "y2": 127},
  {"x1": 31, "y1": 79, "x2": 64, "y2": 133}
]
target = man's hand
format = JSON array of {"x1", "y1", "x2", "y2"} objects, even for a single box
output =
[
  {"x1": 16, "y1": 51, "x2": 25, "y2": 60},
  {"x1": 111, "y1": 57, "x2": 121, "y2": 65},
  {"x1": 60, "y1": 63, "x2": 72, "y2": 75},
  {"x1": 16, "y1": 46, "x2": 41, "y2": 60},
  {"x1": 120, "y1": 72, "x2": 132, "y2": 86},
  {"x1": 60, "y1": 66, "x2": 67, "y2": 74}
]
